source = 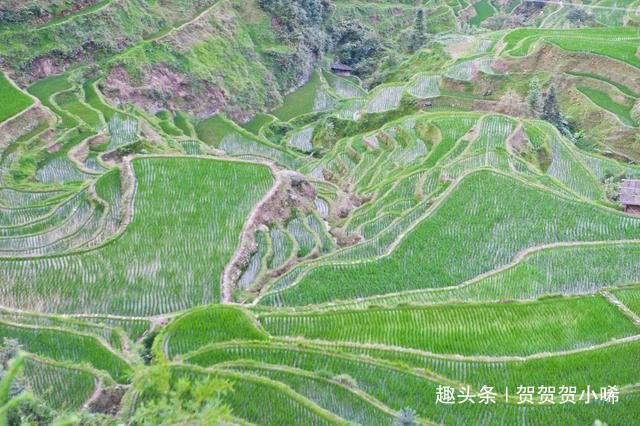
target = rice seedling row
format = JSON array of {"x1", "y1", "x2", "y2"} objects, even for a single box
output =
[
  {"x1": 0, "y1": 320, "x2": 130, "y2": 382},
  {"x1": 262, "y1": 170, "x2": 640, "y2": 306},
  {"x1": 0, "y1": 158, "x2": 272, "y2": 315},
  {"x1": 259, "y1": 295, "x2": 636, "y2": 356},
  {"x1": 23, "y1": 356, "x2": 98, "y2": 410},
  {"x1": 185, "y1": 341, "x2": 639, "y2": 424}
]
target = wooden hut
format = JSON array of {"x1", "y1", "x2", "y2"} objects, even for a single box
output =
[
  {"x1": 330, "y1": 62, "x2": 354, "y2": 76},
  {"x1": 620, "y1": 179, "x2": 640, "y2": 214}
]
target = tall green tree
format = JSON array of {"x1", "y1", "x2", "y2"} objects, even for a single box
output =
[
  {"x1": 526, "y1": 78, "x2": 543, "y2": 117},
  {"x1": 409, "y1": 9, "x2": 427, "y2": 52}
]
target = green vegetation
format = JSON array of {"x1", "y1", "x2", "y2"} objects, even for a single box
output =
[
  {"x1": 0, "y1": 72, "x2": 32, "y2": 122},
  {"x1": 186, "y1": 341, "x2": 640, "y2": 425},
  {"x1": 469, "y1": 0, "x2": 495, "y2": 26},
  {"x1": 165, "y1": 306, "x2": 268, "y2": 358},
  {"x1": 566, "y1": 71, "x2": 639, "y2": 98},
  {"x1": 503, "y1": 27, "x2": 640, "y2": 68},
  {"x1": 263, "y1": 170, "x2": 640, "y2": 306},
  {"x1": 272, "y1": 72, "x2": 326, "y2": 121},
  {"x1": 577, "y1": 86, "x2": 637, "y2": 126},
  {"x1": 260, "y1": 295, "x2": 636, "y2": 356},
  {"x1": 612, "y1": 285, "x2": 640, "y2": 317},
  {"x1": 23, "y1": 357, "x2": 97, "y2": 410},
  {"x1": 83, "y1": 78, "x2": 120, "y2": 122},
  {"x1": 27, "y1": 75, "x2": 78, "y2": 128},
  {"x1": 0, "y1": 158, "x2": 272, "y2": 315},
  {"x1": 2, "y1": 3, "x2": 640, "y2": 424},
  {"x1": 0, "y1": 321, "x2": 130, "y2": 383},
  {"x1": 195, "y1": 114, "x2": 238, "y2": 147},
  {"x1": 54, "y1": 90, "x2": 102, "y2": 129}
]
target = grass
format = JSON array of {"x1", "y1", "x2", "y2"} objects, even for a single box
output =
[
  {"x1": 196, "y1": 114, "x2": 240, "y2": 147},
  {"x1": 198, "y1": 115, "x2": 301, "y2": 168},
  {"x1": 566, "y1": 71, "x2": 639, "y2": 98},
  {"x1": 223, "y1": 362, "x2": 396, "y2": 425},
  {"x1": 54, "y1": 90, "x2": 103, "y2": 129},
  {"x1": 173, "y1": 365, "x2": 344, "y2": 425},
  {"x1": 262, "y1": 169, "x2": 640, "y2": 306},
  {"x1": 525, "y1": 121, "x2": 603, "y2": 200},
  {"x1": 0, "y1": 72, "x2": 33, "y2": 122},
  {"x1": 260, "y1": 295, "x2": 636, "y2": 356},
  {"x1": 271, "y1": 71, "x2": 323, "y2": 121},
  {"x1": 577, "y1": 86, "x2": 637, "y2": 127},
  {"x1": 173, "y1": 111, "x2": 194, "y2": 137},
  {"x1": 469, "y1": 0, "x2": 495, "y2": 26},
  {"x1": 0, "y1": 158, "x2": 272, "y2": 316},
  {"x1": 83, "y1": 78, "x2": 120, "y2": 122},
  {"x1": 28, "y1": 75, "x2": 78, "y2": 128},
  {"x1": 243, "y1": 113, "x2": 274, "y2": 135},
  {"x1": 0, "y1": 309, "x2": 122, "y2": 351},
  {"x1": 323, "y1": 71, "x2": 366, "y2": 98},
  {"x1": 165, "y1": 306, "x2": 268, "y2": 358},
  {"x1": 334, "y1": 337, "x2": 640, "y2": 393}
]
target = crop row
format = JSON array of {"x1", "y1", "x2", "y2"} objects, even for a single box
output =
[
  {"x1": 0, "y1": 158, "x2": 272, "y2": 315},
  {"x1": 23, "y1": 356, "x2": 97, "y2": 410},
  {"x1": 262, "y1": 169, "x2": 640, "y2": 306},
  {"x1": 185, "y1": 341, "x2": 640, "y2": 425},
  {"x1": 259, "y1": 295, "x2": 636, "y2": 356},
  {"x1": 0, "y1": 320, "x2": 130, "y2": 382}
]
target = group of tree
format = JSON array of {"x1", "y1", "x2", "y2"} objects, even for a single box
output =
[
  {"x1": 566, "y1": 8, "x2": 595, "y2": 25},
  {"x1": 527, "y1": 78, "x2": 571, "y2": 136},
  {"x1": 258, "y1": 0, "x2": 334, "y2": 54}
]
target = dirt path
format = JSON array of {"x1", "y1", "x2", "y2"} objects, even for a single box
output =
[
  {"x1": 36, "y1": 0, "x2": 114, "y2": 31},
  {"x1": 277, "y1": 334, "x2": 640, "y2": 363},
  {"x1": 145, "y1": 0, "x2": 222, "y2": 42},
  {"x1": 602, "y1": 290, "x2": 640, "y2": 326},
  {"x1": 220, "y1": 162, "x2": 281, "y2": 303},
  {"x1": 82, "y1": 376, "x2": 103, "y2": 410}
]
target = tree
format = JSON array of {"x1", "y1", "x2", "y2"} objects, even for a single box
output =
[
  {"x1": 330, "y1": 18, "x2": 385, "y2": 74},
  {"x1": 542, "y1": 85, "x2": 563, "y2": 125},
  {"x1": 526, "y1": 78, "x2": 543, "y2": 117},
  {"x1": 566, "y1": 8, "x2": 594, "y2": 25},
  {"x1": 130, "y1": 361, "x2": 233, "y2": 425},
  {"x1": 395, "y1": 407, "x2": 418, "y2": 426},
  {"x1": 409, "y1": 9, "x2": 427, "y2": 52}
]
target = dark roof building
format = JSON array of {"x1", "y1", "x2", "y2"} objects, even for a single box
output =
[
  {"x1": 330, "y1": 62, "x2": 354, "y2": 74},
  {"x1": 620, "y1": 179, "x2": 640, "y2": 214}
]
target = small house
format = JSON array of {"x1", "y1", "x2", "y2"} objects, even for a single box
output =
[
  {"x1": 620, "y1": 179, "x2": 640, "y2": 214},
  {"x1": 330, "y1": 62, "x2": 354, "y2": 76}
]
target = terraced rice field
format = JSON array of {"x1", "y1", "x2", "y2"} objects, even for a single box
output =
[
  {"x1": 23, "y1": 357, "x2": 98, "y2": 410},
  {"x1": 503, "y1": 27, "x2": 640, "y2": 68},
  {"x1": 0, "y1": 157, "x2": 272, "y2": 315},
  {"x1": 259, "y1": 295, "x2": 637, "y2": 356},
  {"x1": 0, "y1": 72, "x2": 33, "y2": 122},
  {"x1": 262, "y1": 169, "x2": 640, "y2": 306},
  {"x1": 3, "y1": 16, "x2": 640, "y2": 424}
]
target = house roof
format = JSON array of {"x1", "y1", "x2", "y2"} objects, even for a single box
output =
[
  {"x1": 620, "y1": 179, "x2": 640, "y2": 205},
  {"x1": 330, "y1": 62, "x2": 354, "y2": 72}
]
